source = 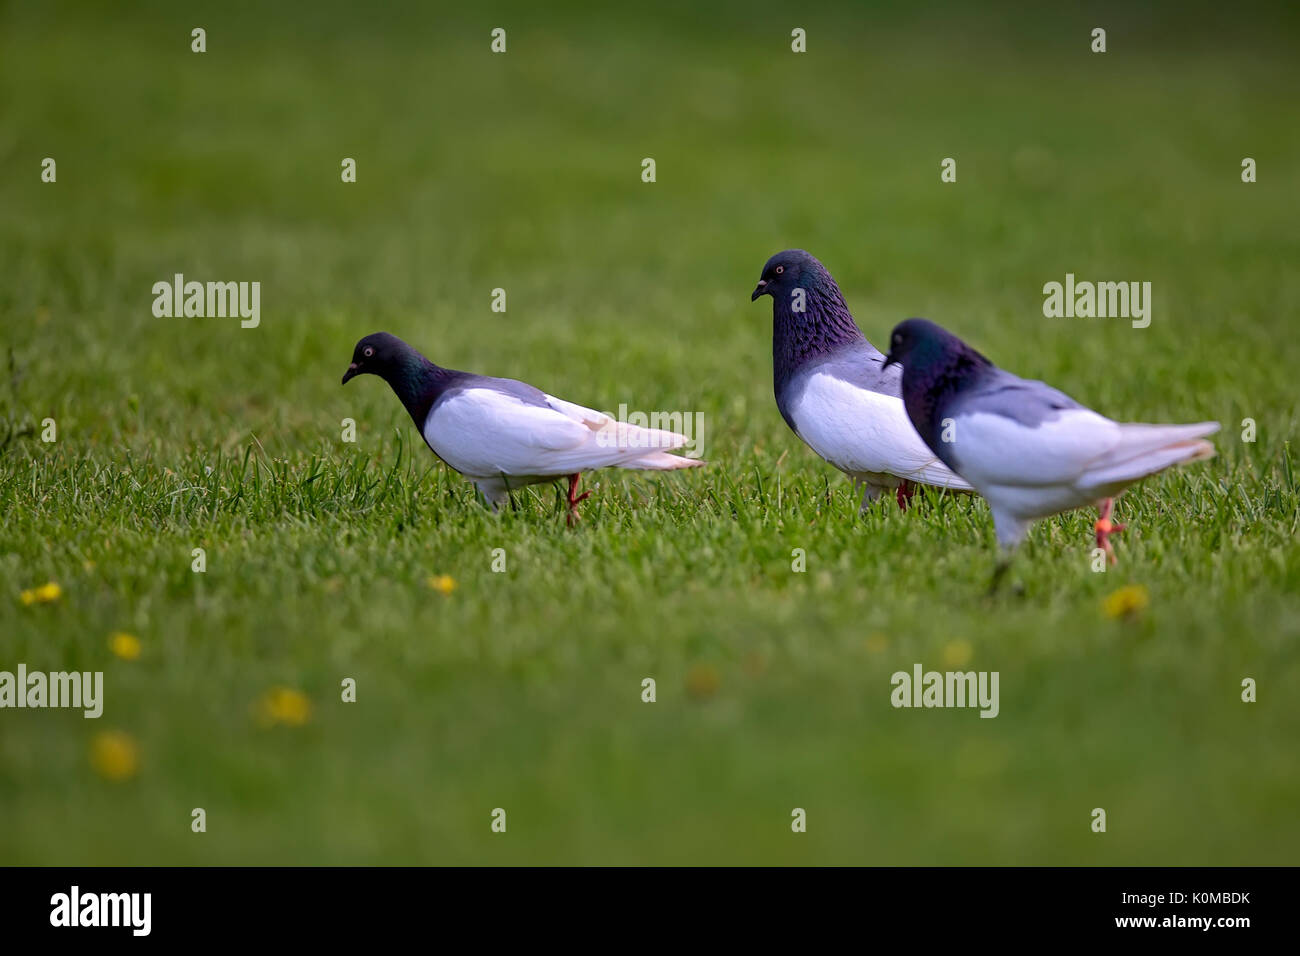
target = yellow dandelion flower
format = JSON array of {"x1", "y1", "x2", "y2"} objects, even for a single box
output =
[
  {"x1": 20, "y1": 581, "x2": 62, "y2": 606},
  {"x1": 427, "y1": 574, "x2": 457, "y2": 595},
  {"x1": 90, "y1": 731, "x2": 139, "y2": 782},
  {"x1": 1103, "y1": 585, "x2": 1149, "y2": 620},
  {"x1": 257, "y1": 686, "x2": 312, "y2": 727},
  {"x1": 685, "y1": 663, "x2": 720, "y2": 700},
  {"x1": 108, "y1": 632, "x2": 142, "y2": 661},
  {"x1": 943, "y1": 639, "x2": 974, "y2": 668},
  {"x1": 864, "y1": 633, "x2": 888, "y2": 653}
]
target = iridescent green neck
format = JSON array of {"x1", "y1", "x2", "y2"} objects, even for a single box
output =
[{"x1": 383, "y1": 351, "x2": 456, "y2": 426}]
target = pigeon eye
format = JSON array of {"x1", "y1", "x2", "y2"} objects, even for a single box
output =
[
  {"x1": 775, "y1": 266, "x2": 784, "y2": 275},
  {"x1": 363, "y1": 347, "x2": 374, "y2": 358}
]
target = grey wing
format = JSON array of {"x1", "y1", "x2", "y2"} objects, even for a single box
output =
[
  {"x1": 815, "y1": 340, "x2": 903, "y2": 398},
  {"x1": 445, "y1": 373, "x2": 554, "y2": 410},
  {"x1": 953, "y1": 368, "x2": 1084, "y2": 427}
]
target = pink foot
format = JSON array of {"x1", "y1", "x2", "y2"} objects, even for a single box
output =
[
  {"x1": 566, "y1": 473, "x2": 590, "y2": 526},
  {"x1": 1095, "y1": 497, "x2": 1127, "y2": 564}
]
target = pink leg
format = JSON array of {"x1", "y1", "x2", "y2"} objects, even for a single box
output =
[
  {"x1": 895, "y1": 480, "x2": 915, "y2": 511},
  {"x1": 566, "y1": 473, "x2": 590, "y2": 526},
  {"x1": 1094, "y1": 497, "x2": 1127, "y2": 564}
]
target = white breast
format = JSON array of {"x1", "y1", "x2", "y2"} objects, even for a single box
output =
[{"x1": 789, "y1": 372, "x2": 971, "y2": 489}]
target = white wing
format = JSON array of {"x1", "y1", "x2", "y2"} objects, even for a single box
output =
[
  {"x1": 789, "y1": 372, "x2": 972, "y2": 489},
  {"x1": 949, "y1": 410, "x2": 1218, "y2": 491},
  {"x1": 424, "y1": 388, "x2": 695, "y2": 479},
  {"x1": 948, "y1": 408, "x2": 1124, "y2": 488},
  {"x1": 540, "y1": 394, "x2": 613, "y2": 430}
]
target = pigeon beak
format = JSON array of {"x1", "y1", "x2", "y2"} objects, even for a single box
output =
[
  {"x1": 341, "y1": 363, "x2": 359, "y2": 385},
  {"x1": 881, "y1": 352, "x2": 897, "y2": 370},
  {"x1": 751, "y1": 280, "x2": 768, "y2": 301}
]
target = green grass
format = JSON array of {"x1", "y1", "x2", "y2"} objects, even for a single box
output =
[{"x1": 1, "y1": 0, "x2": 1298, "y2": 864}]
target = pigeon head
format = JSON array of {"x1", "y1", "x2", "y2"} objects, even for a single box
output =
[
  {"x1": 883, "y1": 319, "x2": 995, "y2": 451},
  {"x1": 752, "y1": 249, "x2": 865, "y2": 391},
  {"x1": 882, "y1": 318, "x2": 989, "y2": 374},
  {"x1": 751, "y1": 249, "x2": 827, "y2": 302},
  {"x1": 342, "y1": 332, "x2": 456, "y2": 428},
  {"x1": 342, "y1": 332, "x2": 416, "y2": 386}
]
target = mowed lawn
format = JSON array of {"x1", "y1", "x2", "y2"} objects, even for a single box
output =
[{"x1": 1, "y1": 0, "x2": 1298, "y2": 864}]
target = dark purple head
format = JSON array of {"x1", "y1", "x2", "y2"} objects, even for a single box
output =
[
  {"x1": 342, "y1": 332, "x2": 417, "y2": 385},
  {"x1": 882, "y1": 318, "x2": 987, "y2": 375},
  {"x1": 751, "y1": 250, "x2": 866, "y2": 391},
  {"x1": 883, "y1": 318, "x2": 997, "y2": 439},
  {"x1": 341, "y1": 331, "x2": 454, "y2": 427},
  {"x1": 751, "y1": 249, "x2": 834, "y2": 303}
]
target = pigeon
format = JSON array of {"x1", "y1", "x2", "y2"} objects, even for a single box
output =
[
  {"x1": 342, "y1": 332, "x2": 704, "y2": 519},
  {"x1": 751, "y1": 250, "x2": 973, "y2": 509},
  {"x1": 882, "y1": 318, "x2": 1218, "y2": 573}
]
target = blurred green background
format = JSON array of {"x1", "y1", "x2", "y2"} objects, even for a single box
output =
[{"x1": 1, "y1": 0, "x2": 1297, "y2": 864}]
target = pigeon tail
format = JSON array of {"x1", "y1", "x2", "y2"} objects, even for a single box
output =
[
  {"x1": 1080, "y1": 421, "x2": 1219, "y2": 492},
  {"x1": 620, "y1": 451, "x2": 707, "y2": 471}
]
